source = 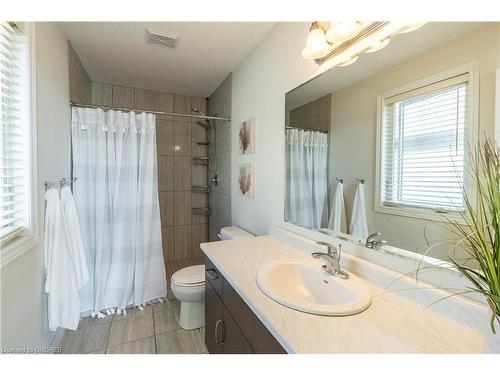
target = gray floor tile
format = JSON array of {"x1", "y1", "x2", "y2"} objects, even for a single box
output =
[
  {"x1": 61, "y1": 323, "x2": 110, "y2": 354},
  {"x1": 112, "y1": 304, "x2": 153, "y2": 321},
  {"x1": 78, "y1": 315, "x2": 112, "y2": 329},
  {"x1": 152, "y1": 298, "x2": 180, "y2": 313},
  {"x1": 107, "y1": 336, "x2": 156, "y2": 354},
  {"x1": 87, "y1": 349, "x2": 106, "y2": 354},
  {"x1": 153, "y1": 308, "x2": 180, "y2": 335},
  {"x1": 108, "y1": 314, "x2": 154, "y2": 347},
  {"x1": 156, "y1": 329, "x2": 207, "y2": 354}
]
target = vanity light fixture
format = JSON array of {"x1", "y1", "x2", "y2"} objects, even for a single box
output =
[
  {"x1": 365, "y1": 37, "x2": 391, "y2": 53},
  {"x1": 302, "y1": 21, "x2": 426, "y2": 67},
  {"x1": 301, "y1": 22, "x2": 332, "y2": 60}
]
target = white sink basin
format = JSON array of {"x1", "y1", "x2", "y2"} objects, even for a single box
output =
[{"x1": 256, "y1": 259, "x2": 372, "y2": 316}]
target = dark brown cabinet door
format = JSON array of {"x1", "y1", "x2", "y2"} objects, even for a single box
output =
[
  {"x1": 205, "y1": 278, "x2": 223, "y2": 354},
  {"x1": 221, "y1": 306, "x2": 253, "y2": 354}
]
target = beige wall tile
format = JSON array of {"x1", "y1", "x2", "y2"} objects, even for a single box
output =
[
  {"x1": 191, "y1": 96, "x2": 207, "y2": 116},
  {"x1": 155, "y1": 91, "x2": 174, "y2": 120},
  {"x1": 135, "y1": 88, "x2": 155, "y2": 111},
  {"x1": 157, "y1": 156, "x2": 174, "y2": 191},
  {"x1": 191, "y1": 224, "x2": 208, "y2": 259},
  {"x1": 191, "y1": 165, "x2": 207, "y2": 188},
  {"x1": 173, "y1": 157, "x2": 191, "y2": 191},
  {"x1": 191, "y1": 122, "x2": 208, "y2": 157},
  {"x1": 112, "y1": 85, "x2": 135, "y2": 108},
  {"x1": 173, "y1": 94, "x2": 192, "y2": 122},
  {"x1": 91, "y1": 82, "x2": 113, "y2": 106},
  {"x1": 159, "y1": 192, "x2": 174, "y2": 226},
  {"x1": 174, "y1": 225, "x2": 191, "y2": 259},
  {"x1": 70, "y1": 79, "x2": 91, "y2": 104},
  {"x1": 161, "y1": 226, "x2": 174, "y2": 261},
  {"x1": 68, "y1": 42, "x2": 90, "y2": 82},
  {"x1": 192, "y1": 192, "x2": 208, "y2": 224},
  {"x1": 174, "y1": 191, "x2": 191, "y2": 225},
  {"x1": 173, "y1": 121, "x2": 191, "y2": 156},
  {"x1": 156, "y1": 119, "x2": 174, "y2": 156}
]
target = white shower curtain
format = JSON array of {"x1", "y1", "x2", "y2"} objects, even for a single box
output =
[
  {"x1": 71, "y1": 107, "x2": 166, "y2": 315},
  {"x1": 285, "y1": 128, "x2": 328, "y2": 229}
]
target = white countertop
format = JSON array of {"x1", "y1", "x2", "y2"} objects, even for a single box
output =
[{"x1": 201, "y1": 235, "x2": 489, "y2": 354}]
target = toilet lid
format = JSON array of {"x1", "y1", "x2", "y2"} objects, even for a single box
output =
[{"x1": 171, "y1": 265, "x2": 205, "y2": 285}]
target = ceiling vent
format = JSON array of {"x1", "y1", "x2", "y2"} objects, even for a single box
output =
[{"x1": 146, "y1": 29, "x2": 179, "y2": 49}]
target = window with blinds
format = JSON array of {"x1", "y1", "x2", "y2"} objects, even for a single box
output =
[
  {"x1": 1, "y1": 22, "x2": 29, "y2": 242},
  {"x1": 381, "y1": 74, "x2": 469, "y2": 213}
]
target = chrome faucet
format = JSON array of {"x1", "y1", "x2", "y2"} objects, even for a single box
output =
[
  {"x1": 312, "y1": 242, "x2": 349, "y2": 279},
  {"x1": 365, "y1": 232, "x2": 387, "y2": 250}
]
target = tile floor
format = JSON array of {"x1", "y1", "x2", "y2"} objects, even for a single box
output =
[{"x1": 60, "y1": 289, "x2": 208, "y2": 354}]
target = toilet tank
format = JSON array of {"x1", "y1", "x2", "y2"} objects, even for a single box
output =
[{"x1": 220, "y1": 226, "x2": 255, "y2": 241}]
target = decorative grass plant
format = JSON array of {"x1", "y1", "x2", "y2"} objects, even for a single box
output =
[{"x1": 440, "y1": 139, "x2": 500, "y2": 333}]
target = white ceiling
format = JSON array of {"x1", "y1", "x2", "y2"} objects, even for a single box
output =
[
  {"x1": 59, "y1": 22, "x2": 277, "y2": 98},
  {"x1": 286, "y1": 22, "x2": 484, "y2": 110}
]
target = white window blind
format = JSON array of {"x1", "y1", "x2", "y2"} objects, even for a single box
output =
[
  {"x1": 0, "y1": 22, "x2": 29, "y2": 241},
  {"x1": 382, "y1": 74, "x2": 468, "y2": 212}
]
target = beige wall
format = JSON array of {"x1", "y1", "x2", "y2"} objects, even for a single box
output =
[
  {"x1": 1, "y1": 22, "x2": 71, "y2": 347},
  {"x1": 231, "y1": 23, "x2": 318, "y2": 235},
  {"x1": 329, "y1": 23, "x2": 500, "y2": 257}
]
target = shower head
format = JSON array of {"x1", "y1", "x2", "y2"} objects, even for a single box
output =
[
  {"x1": 196, "y1": 120, "x2": 212, "y2": 130},
  {"x1": 191, "y1": 107, "x2": 209, "y2": 118}
]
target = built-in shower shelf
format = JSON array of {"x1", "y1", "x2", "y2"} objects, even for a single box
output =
[
  {"x1": 197, "y1": 142, "x2": 210, "y2": 146},
  {"x1": 192, "y1": 207, "x2": 211, "y2": 216},
  {"x1": 192, "y1": 185, "x2": 210, "y2": 193},
  {"x1": 193, "y1": 157, "x2": 210, "y2": 165}
]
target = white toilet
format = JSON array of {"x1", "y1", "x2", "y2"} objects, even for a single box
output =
[{"x1": 170, "y1": 226, "x2": 254, "y2": 330}]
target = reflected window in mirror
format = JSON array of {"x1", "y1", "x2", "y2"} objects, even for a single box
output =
[{"x1": 376, "y1": 63, "x2": 478, "y2": 221}]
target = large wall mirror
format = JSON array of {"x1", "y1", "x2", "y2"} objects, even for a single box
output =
[{"x1": 284, "y1": 22, "x2": 500, "y2": 260}]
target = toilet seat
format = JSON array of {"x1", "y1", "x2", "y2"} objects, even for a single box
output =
[{"x1": 171, "y1": 265, "x2": 205, "y2": 286}]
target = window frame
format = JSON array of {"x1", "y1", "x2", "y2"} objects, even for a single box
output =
[
  {"x1": 1, "y1": 22, "x2": 38, "y2": 268},
  {"x1": 375, "y1": 61, "x2": 479, "y2": 222}
]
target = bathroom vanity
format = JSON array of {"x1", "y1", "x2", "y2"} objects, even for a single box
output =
[
  {"x1": 201, "y1": 227, "x2": 499, "y2": 354},
  {"x1": 204, "y1": 257, "x2": 286, "y2": 354}
]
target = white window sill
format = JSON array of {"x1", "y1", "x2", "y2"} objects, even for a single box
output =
[
  {"x1": 1, "y1": 234, "x2": 38, "y2": 268},
  {"x1": 375, "y1": 204, "x2": 465, "y2": 224}
]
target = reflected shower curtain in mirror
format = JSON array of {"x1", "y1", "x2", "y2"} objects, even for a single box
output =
[
  {"x1": 71, "y1": 107, "x2": 166, "y2": 315},
  {"x1": 285, "y1": 128, "x2": 328, "y2": 229}
]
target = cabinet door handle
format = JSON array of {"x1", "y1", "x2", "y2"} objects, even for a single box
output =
[
  {"x1": 206, "y1": 268, "x2": 219, "y2": 280},
  {"x1": 215, "y1": 319, "x2": 225, "y2": 346}
]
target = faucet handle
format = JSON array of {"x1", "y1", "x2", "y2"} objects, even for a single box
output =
[
  {"x1": 316, "y1": 241, "x2": 338, "y2": 256},
  {"x1": 366, "y1": 232, "x2": 382, "y2": 243}
]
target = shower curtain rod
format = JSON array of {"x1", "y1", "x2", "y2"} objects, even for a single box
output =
[{"x1": 70, "y1": 102, "x2": 231, "y2": 121}]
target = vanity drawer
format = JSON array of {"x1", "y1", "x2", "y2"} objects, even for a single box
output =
[
  {"x1": 223, "y1": 278, "x2": 286, "y2": 354},
  {"x1": 205, "y1": 257, "x2": 223, "y2": 298}
]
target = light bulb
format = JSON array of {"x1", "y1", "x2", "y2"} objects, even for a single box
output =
[
  {"x1": 326, "y1": 21, "x2": 362, "y2": 44},
  {"x1": 365, "y1": 38, "x2": 391, "y2": 53},
  {"x1": 301, "y1": 23, "x2": 332, "y2": 60}
]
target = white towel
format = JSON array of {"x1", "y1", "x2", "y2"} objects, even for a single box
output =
[
  {"x1": 328, "y1": 182, "x2": 347, "y2": 233},
  {"x1": 61, "y1": 185, "x2": 89, "y2": 290},
  {"x1": 349, "y1": 183, "x2": 369, "y2": 239},
  {"x1": 44, "y1": 187, "x2": 81, "y2": 331}
]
